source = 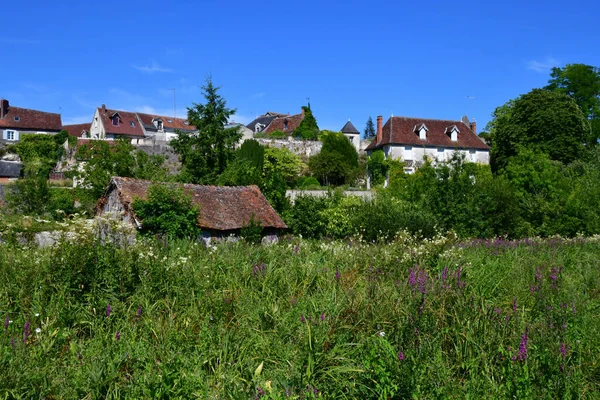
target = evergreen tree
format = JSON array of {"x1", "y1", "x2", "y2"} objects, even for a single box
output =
[
  {"x1": 171, "y1": 77, "x2": 241, "y2": 184},
  {"x1": 364, "y1": 116, "x2": 376, "y2": 139},
  {"x1": 294, "y1": 105, "x2": 320, "y2": 140}
]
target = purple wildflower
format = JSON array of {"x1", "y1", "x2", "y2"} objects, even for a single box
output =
[
  {"x1": 4, "y1": 315, "x2": 8, "y2": 330},
  {"x1": 252, "y1": 262, "x2": 267, "y2": 277},
  {"x1": 23, "y1": 321, "x2": 30, "y2": 344},
  {"x1": 335, "y1": 270, "x2": 341, "y2": 281},
  {"x1": 441, "y1": 266, "x2": 449, "y2": 288},
  {"x1": 517, "y1": 331, "x2": 528, "y2": 361},
  {"x1": 137, "y1": 306, "x2": 142, "y2": 318},
  {"x1": 495, "y1": 307, "x2": 502, "y2": 314},
  {"x1": 512, "y1": 298, "x2": 517, "y2": 312},
  {"x1": 254, "y1": 386, "x2": 265, "y2": 399},
  {"x1": 106, "y1": 304, "x2": 111, "y2": 317},
  {"x1": 560, "y1": 342, "x2": 568, "y2": 358},
  {"x1": 115, "y1": 331, "x2": 120, "y2": 341},
  {"x1": 408, "y1": 267, "x2": 417, "y2": 287},
  {"x1": 320, "y1": 313, "x2": 325, "y2": 322},
  {"x1": 397, "y1": 351, "x2": 405, "y2": 361},
  {"x1": 10, "y1": 338, "x2": 15, "y2": 347},
  {"x1": 301, "y1": 315, "x2": 306, "y2": 324}
]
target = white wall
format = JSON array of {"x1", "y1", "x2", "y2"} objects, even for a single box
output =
[
  {"x1": 89, "y1": 109, "x2": 105, "y2": 139},
  {"x1": 384, "y1": 144, "x2": 490, "y2": 168}
]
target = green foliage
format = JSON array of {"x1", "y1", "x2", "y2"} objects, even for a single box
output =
[
  {"x1": 545, "y1": 63, "x2": 600, "y2": 144},
  {"x1": 240, "y1": 213, "x2": 263, "y2": 244},
  {"x1": 264, "y1": 147, "x2": 305, "y2": 187},
  {"x1": 238, "y1": 139, "x2": 264, "y2": 170},
  {"x1": 132, "y1": 183, "x2": 200, "y2": 238},
  {"x1": 5, "y1": 160, "x2": 51, "y2": 215},
  {"x1": 308, "y1": 131, "x2": 359, "y2": 186},
  {"x1": 171, "y1": 77, "x2": 241, "y2": 184},
  {"x1": 297, "y1": 176, "x2": 320, "y2": 189},
  {"x1": 1, "y1": 235, "x2": 598, "y2": 397},
  {"x1": 14, "y1": 134, "x2": 63, "y2": 177},
  {"x1": 363, "y1": 116, "x2": 376, "y2": 139},
  {"x1": 489, "y1": 89, "x2": 588, "y2": 172},
  {"x1": 367, "y1": 150, "x2": 388, "y2": 186},
  {"x1": 294, "y1": 105, "x2": 319, "y2": 140}
]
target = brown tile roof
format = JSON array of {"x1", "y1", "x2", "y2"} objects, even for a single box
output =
[
  {"x1": 136, "y1": 112, "x2": 196, "y2": 131},
  {"x1": 98, "y1": 107, "x2": 145, "y2": 137},
  {"x1": 366, "y1": 116, "x2": 489, "y2": 151},
  {"x1": 0, "y1": 104, "x2": 62, "y2": 131},
  {"x1": 63, "y1": 123, "x2": 90, "y2": 138},
  {"x1": 263, "y1": 113, "x2": 304, "y2": 134},
  {"x1": 100, "y1": 177, "x2": 287, "y2": 231}
]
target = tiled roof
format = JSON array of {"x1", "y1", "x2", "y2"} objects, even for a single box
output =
[
  {"x1": 136, "y1": 112, "x2": 196, "y2": 132},
  {"x1": 98, "y1": 107, "x2": 145, "y2": 137},
  {"x1": 0, "y1": 105, "x2": 62, "y2": 131},
  {"x1": 366, "y1": 116, "x2": 489, "y2": 151},
  {"x1": 263, "y1": 113, "x2": 304, "y2": 134},
  {"x1": 101, "y1": 177, "x2": 287, "y2": 231},
  {"x1": 63, "y1": 123, "x2": 90, "y2": 138},
  {"x1": 246, "y1": 115, "x2": 277, "y2": 132},
  {"x1": 340, "y1": 120, "x2": 360, "y2": 134}
]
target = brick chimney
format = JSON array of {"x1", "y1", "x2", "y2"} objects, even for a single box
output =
[
  {"x1": 470, "y1": 120, "x2": 477, "y2": 134},
  {"x1": 376, "y1": 115, "x2": 383, "y2": 143},
  {"x1": 0, "y1": 99, "x2": 8, "y2": 119},
  {"x1": 101, "y1": 104, "x2": 106, "y2": 113}
]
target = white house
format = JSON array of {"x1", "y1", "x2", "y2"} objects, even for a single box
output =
[
  {"x1": 340, "y1": 120, "x2": 361, "y2": 152},
  {"x1": 0, "y1": 99, "x2": 62, "y2": 143},
  {"x1": 366, "y1": 115, "x2": 489, "y2": 173}
]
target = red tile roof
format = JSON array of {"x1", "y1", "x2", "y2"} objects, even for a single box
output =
[
  {"x1": 366, "y1": 116, "x2": 489, "y2": 151},
  {"x1": 63, "y1": 123, "x2": 90, "y2": 138},
  {"x1": 0, "y1": 104, "x2": 62, "y2": 132},
  {"x1": 263, "y1": 113, "x2": 304, "y2": 134},
  {"x1": 98, "y1": 107, "x2": 145, "y2": 137},
  {"x1": 136, "y1": 112, "x2": 196, "y2": 131},
  {"x1": 99, "y1": 177, "x2": 287, "y2": 231}
]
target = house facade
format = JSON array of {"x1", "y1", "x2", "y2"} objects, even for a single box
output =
[
  {"x1": 366, "y1": 115, "x2": 489, "y2": 173},
  {"x1": 246, "y1": 109, "x2": 306, "y2": 136},
  {"x1": 0, "y1": 99, "x2": 62, "y2": 143},
  {"x1": 96, "y1": 177, "x2": 288, "y2": 243},
  {"x1": 340, "y1": 120, "x2": 361, "y2": 152},
  {"x1": 87, "y1": 105, "x2": 196, "y2": 145}
]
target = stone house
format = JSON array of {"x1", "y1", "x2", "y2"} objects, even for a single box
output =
[
  {"x1": 246, "y1": 109, "x2": 306, "y2": 136},
  {"x1": 366, "y1": 115, "x2": 489, "y2": 173},
  {"x1": 96, "y1": 177, "x2": 288, "y2": 243},
  {"x1": 0, "y1": 99, "x2": 63, "y2": 143}
]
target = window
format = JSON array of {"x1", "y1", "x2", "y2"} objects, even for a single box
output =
[
  {"x1": 6, "y1": 130, "x2": 15, "y2": 140},
  {"x1": 94, "y1": 117, "x2": 98, "y2": 128},
  {"x1": 157, "y1": 121, "x2": 163, "y2": 130},
  {"x1": 112, "y1": 116, "x2": 119, "y2": 126},
  {"x1": 14, "y1": 116, "x2": 20, "y2": 122},
  {"x1": 284, "y1": 121, "x2": 289, "y2": 130},
  {"x1": 130, "y1": 121, "x2": 135, "y2": 127},
  {"x1": 167, "y1": 119, "x2": 172, "y2": 123}
]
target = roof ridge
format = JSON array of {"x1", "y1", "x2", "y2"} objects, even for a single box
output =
[{"x1": 389, "y1": 115, "x2": 467, "y2": 124}]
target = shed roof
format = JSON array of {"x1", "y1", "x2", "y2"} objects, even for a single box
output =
[{"x1": 100, "y1": 177, "x2": 287, "y2": 231}]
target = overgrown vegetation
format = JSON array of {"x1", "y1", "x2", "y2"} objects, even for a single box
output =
[{"x1": 1, "y1": 235, "x2": 598, "y2": 398}]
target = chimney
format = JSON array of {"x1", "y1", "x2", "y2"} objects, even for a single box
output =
[
  {"x1": 0, "y1": 99, "x2": 8, "y2": 119},
  {"x1": 301, "y1": 107, "x2": 305, "y2": 116},
  {"x1": 101, "y1": 104, "x2": 106, "y2": 113},
  {"x1": 376, "y1": 115, "x2": 383, "y2": 143},
  {"x1": 470, "y1": 119, "x2": 477, "y2": 134}
]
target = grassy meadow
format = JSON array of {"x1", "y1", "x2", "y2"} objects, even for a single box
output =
[{"x1": 1, "y1": 233, "x2": 599, "y2": 398}]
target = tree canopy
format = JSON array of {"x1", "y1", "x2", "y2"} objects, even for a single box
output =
[
  {"x1": 309, "y1": 131, "x2": 359, "y2": 186},
  {"x1": 545, "y1": 63, "x2": 600, "y2": 144},
  {"x1": 294, "y1": 105, "x2": 319, "y2": 140},
  {"x1": 364, "y1": 116, "x2": 376, "y2": 139},
  {"x1": 488, "y1": 89, "x2": 588, "y2": 172},
  {"x1": 171, "y1": 77, "x2": 241, "y2": 184}
]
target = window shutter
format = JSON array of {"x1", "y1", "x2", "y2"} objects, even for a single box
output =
[{"x1": 15, "y1": 131, "x2": 20, "y2": 141}]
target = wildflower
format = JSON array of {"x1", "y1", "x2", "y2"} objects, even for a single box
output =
[
  {"x1": 4, "y1": 315, "x2": 8, "y2": 330},
  {"x1": 35, "y1": 328, "x2": 41, "y2": 334},
  {"x1": 408, "y1": 267, "x2": 417, "y2": 287},
  {"x1": 106, "y1": 304, "x2": 112, "y2": 317},
  {"x1": 560, "y1": 342, "x2": 568, "y2": 358},
  {"x1": 10, "y1": 338, "x2": 15, "y2": 347},
  {"x1": 320, "y1": 313, "x2": 325, "y2": 322},
  {"x1": 517, "y1": 331, "x2": 528, "y2": 361},
  {"x1": 254, "y1": 386, "x2": 265, "y2": 399},
  {"x1": 137, "y1": 306, "x2": 142, "y2": 318},
  {"x1": 512, "y1": 298, "x2": 517, "y2": 312},
  {"x1": 335, "y1": 270, "x2": 341, "y2": 281},
  {"x1": 23, "y1": 321, "x2": 30, "y2": 343},
  {"x1": 35, "y1": 313, "x2": 40, "y2": 317},
  {"x1": 397, "y1": 352, "x2": 405, "y2": 361},
  {"x1": 115, "y1": 331, "x2": 120, "y2": 341},
  {"x1": 379, "y1": 331, "x2": 385, "y2": 337},
  {"x1": 301, "y1": 315, "x2": 306, "y2": 324}
]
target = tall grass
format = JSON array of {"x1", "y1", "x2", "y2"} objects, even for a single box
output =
[{"x1": 1, "y1": 235, "x2": 599, "y2": 398}]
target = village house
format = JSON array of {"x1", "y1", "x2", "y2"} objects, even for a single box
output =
[
  {"x1": 340, "y1": 120, "x2": 361, "y2": 152},
  {"x1": 96, "y1": 177, "x2": 288, "y2": 243},
  {"x1": 246, "y1": 109, "x2": 305, "y2": 136},
  {"x1": 0, "y1": 99, "x2": 62, "y2": 143},
  {"x1": 366, "y1": 115, "x2": 489, "y2": 173},
  {"x1": 62, "y1": 123, "x2": 90, "y2": 139},
  {"x1": 86, "y1": 105, "x2": 196, "y2": 145}
]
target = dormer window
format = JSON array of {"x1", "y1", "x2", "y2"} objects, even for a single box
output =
[
  {"x1": 167, "y1": 119, "x2": 172, "y2": 123},
  {"x1": 112, "y1": 116, "x2": 119, "y2": 126},
  {"x1": 445, "y1": 125, "x2": 459, "y2": 142},
  {"x1": 283, "y1": 120, "x2": 289, "y2": 130},
  {"x1": 130, "y1": 121, "x2": 135, "y2": 127},
  {"x1": 157, "y1": 121, "x2": 163, "y2": 130},
  {"x1": 414, "y1": 123, "x2": 428, "y2": 140},
  {"x1": 184, "y1": 120, "x2": 189, "y2": 125},
  {"x1": 14, "y1": 116, "x2": 20, "y2": 122}
]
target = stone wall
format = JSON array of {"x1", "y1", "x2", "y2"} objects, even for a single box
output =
[
  {"x1": 254, "y1": 138, "x2": 322, "y2": 158},
  {"x1": 285, "y1": 190, "x2": 374, "y2": 203}
]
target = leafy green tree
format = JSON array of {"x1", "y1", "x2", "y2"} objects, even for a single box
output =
[
  {"x1": 309, "y1": 131, "x2": 359, "y2": 186},
  {"x1": 489, "y1": 89, "x2": 588, "y2": 172},
  {"x1": 132, "y1": 183, "x2": 200, "y2": 238},
  {"x1": 6, "y1": 159, "x2": 51, "y2": 215},
  {"x1": 264, "y1": 147, "x2": 305, "y2": 187},
  {"x1": 238, "y1": 139, "x2": 264, "y2": 170},
  {"x1": 171, "y1": 77, "x2": 241, "y2": 184},
  {"x1": 364, "y1": 116, "x2": 376, "y2": 139},
  {"x1": 294, "y1": 105, "x2": 319, "y2": 140},
  {"x1": 545, "y1": 63, "x2": 600, "y2": 144},
  {"x1": 367, "y1": 150, "x2": 388, "y2": 186}
]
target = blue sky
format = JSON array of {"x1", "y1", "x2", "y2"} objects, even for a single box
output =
[{"x1": 1, "y1": 0, "x2": 598, "y2": 134}]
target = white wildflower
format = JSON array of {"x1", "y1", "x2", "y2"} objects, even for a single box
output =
[
  {"x1": 35, "y1": 328, "x2": 41, "y2": 333},
  {"x1": 379, "y1": 331, "x2": 385, "y2": 337}
]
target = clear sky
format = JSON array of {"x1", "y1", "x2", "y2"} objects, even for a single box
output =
[{"x1": 1, "y1": 0, "x2": 598, "y2": 134}]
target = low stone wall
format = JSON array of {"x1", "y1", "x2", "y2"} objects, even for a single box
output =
[
  {"x1": 255, "y1": 138, "x2": 322, "y2": 158},
  {"x1": 285, "y1": 190, "x2": 374, "y2": 203}
]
